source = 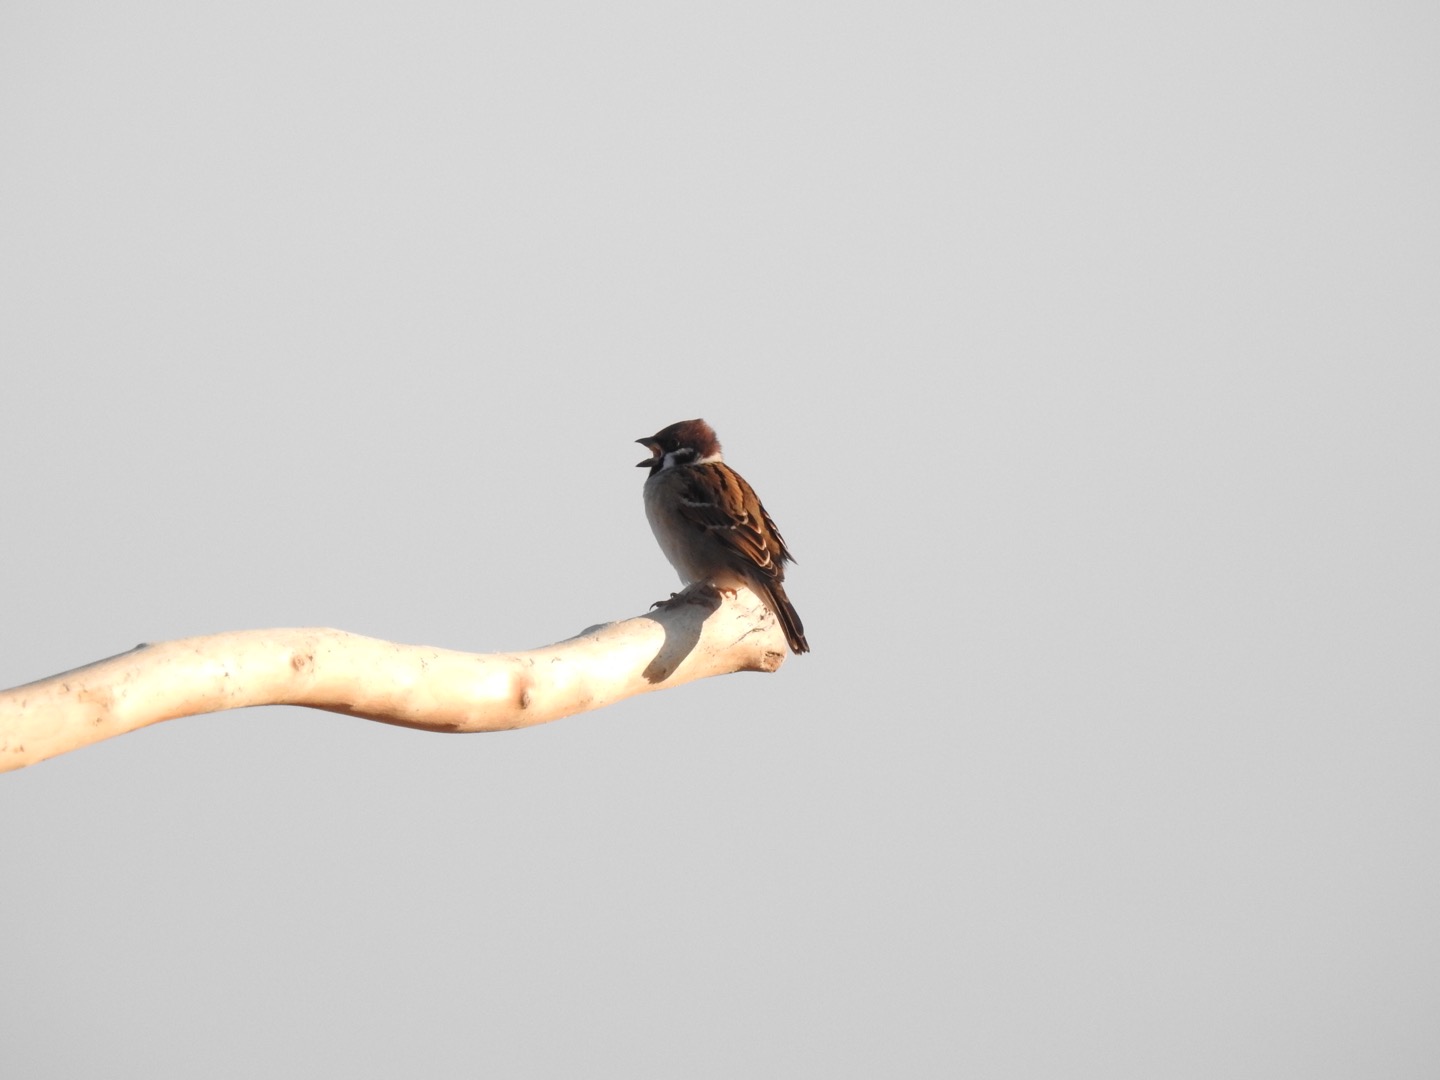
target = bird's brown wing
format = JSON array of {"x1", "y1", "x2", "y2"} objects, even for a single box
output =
[{"x1": 672, "y1": 463, "x2": 794, "y2": 583}]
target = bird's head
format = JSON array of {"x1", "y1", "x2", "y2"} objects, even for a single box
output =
[{"x1": 635, "y1": 418, "x2": 723, "y2": 473}]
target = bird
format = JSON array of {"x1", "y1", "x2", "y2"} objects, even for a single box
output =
[{"x1": 635, "y1": 419, "x2": 809, "y2": 654}]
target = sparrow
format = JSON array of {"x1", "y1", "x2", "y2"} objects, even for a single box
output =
[{"x1": 636, "y1": 419, "x2": 809, "y2": 654}]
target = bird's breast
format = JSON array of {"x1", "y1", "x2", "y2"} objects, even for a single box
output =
[{"x1": 643, "y1": 473, "x2": 706, "y2": 585}]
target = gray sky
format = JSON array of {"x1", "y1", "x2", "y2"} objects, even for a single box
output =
[{"x1": 3, "y1": 2, "x2": 1437, "y2": 1076}]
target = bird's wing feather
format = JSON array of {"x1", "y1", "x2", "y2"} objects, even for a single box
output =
[{"x1": 672, "y1": 463, "x2": 794, "y2": 580}]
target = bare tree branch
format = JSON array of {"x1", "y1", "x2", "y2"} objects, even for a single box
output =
[{"x1": 0, "y1": 587, "x2": 789, "y2": 772}]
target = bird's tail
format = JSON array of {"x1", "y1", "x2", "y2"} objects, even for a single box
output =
[{"x1": 764, "y1": 582, "x2": 809, "y2": 654}]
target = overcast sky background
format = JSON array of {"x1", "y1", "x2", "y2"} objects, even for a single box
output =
[{"x1": 2, "y1": 3, "x2": 1437, "y2": 1077}]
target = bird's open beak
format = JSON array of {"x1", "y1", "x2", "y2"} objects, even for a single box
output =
[{"x1": 635, "y1": 439, "x2": 660, "y2": 467}]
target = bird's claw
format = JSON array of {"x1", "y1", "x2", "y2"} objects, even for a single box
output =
[{"x1": 651, "y1": 584, "x2": 732, "y2": 610}]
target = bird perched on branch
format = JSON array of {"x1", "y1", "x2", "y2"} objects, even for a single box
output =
[{"x1": 636, "y1": 419, "x2": 809, "y2": 654}]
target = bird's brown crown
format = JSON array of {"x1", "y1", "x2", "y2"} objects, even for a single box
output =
[{"x1": 648, "y1": 419, "x2": 721, "y2": 456}]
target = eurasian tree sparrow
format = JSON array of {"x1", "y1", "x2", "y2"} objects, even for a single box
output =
[{"x1": 636, "y1": 419, "x2": 809, "y2": 654}]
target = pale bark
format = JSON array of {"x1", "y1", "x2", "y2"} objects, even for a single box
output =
[{"x1": 0, "y1": 587, "x2": 788, "y2": 772}]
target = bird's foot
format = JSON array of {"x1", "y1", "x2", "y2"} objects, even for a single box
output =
[{"x1": 651, "y1": 583, "x2": 730, "y2": 610}]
